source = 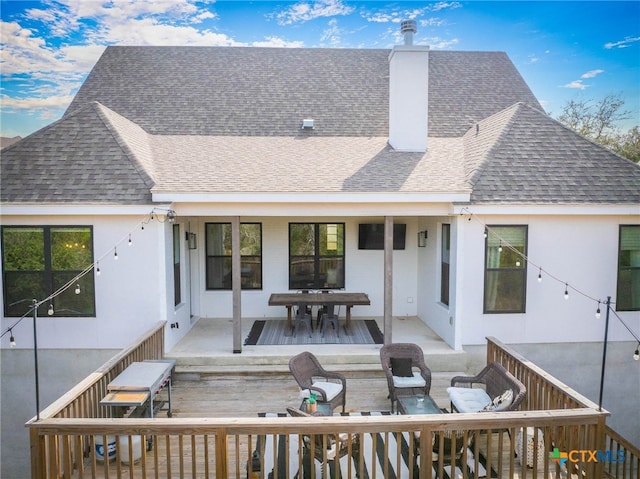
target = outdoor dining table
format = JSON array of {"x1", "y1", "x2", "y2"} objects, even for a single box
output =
[{"x1": 268, "y1": 292, "x2": 370, "y2": 333}]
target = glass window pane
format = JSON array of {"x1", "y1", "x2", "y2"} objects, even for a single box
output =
[
  {"x1": 53, "y1": 272, "x2": 95, "y2": 316},
  {"x1": 2, "y1": 227, "x2": 45, "y2": 271},
  {"x1": 319, "y1": 224, "x2": 344, "y2": 255},
  {"x1": 617, "y1": 225, "x2": 640, "y2": 310},
  {"x1": 241, "y1": 224, "x2": 262, "y2": 255},
  {"x1": 290, "y1": 257, "x2": 315, "y2": 289},
  {"x1": 486, "y1": 227, "x2": 526, "y2": 269},
  {"x1": 485, "y1": 270, "x2": 526, "y2": 312},
  {"x1": 51, "y1": 227, "x2": 92, "y2": 270},
  {"x1": 206, "y1": 256, "x2": 232, "y2": 289},
  {"x1": 206, "y1": 223, "x2": 231, "y2": 256},
  {"x1": 290, "y1": 224, "x2": 315, "y2": 256},
  {"x1": 3, "y1": 272, "x2": 48, "y2": 316},
  {"x1": 319, "y1": 257, "x2": 344, "y2": 289},
  {"x1": 241, "y1": 257, "x2": 262, "y2": 289}
]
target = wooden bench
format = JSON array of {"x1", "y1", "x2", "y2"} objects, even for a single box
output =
[{"x1": 447, "y1": 362, "x2": 526, "y2": 413}]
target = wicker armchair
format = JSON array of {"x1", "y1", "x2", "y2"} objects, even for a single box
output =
[
  {"x1": 288, "y1": 352, "x2": 347, "y2": 413},
  {"x1": 286, "y1": 407, "x2": 361, "y2": 477},
  {"x1": 379, "y1": 343, "x2": 432, "y2": 412},
  {"x1": 448, "y1": 362, "x2": 526, "y2": 413}
]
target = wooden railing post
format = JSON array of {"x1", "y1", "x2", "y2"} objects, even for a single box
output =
[
  {"x1": 216, "y1": 428, "x2": 228, "y2": 478},
  {"x1": 29, "y1": 427, "x2": 44, "y2": 479}
]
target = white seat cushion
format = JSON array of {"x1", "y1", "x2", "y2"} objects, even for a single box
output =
[
  {"x1": 299, "y1": 381, "x2": 343, "y2": 401},
  {"x1": 393, "y1": 372, "x2": 426, "y2": 389},
  {"x1": 447, "y1": 387, "x2": 492, "y2": 413}
]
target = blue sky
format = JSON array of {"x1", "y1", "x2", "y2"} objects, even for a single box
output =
[{"x1": 1, "y1": 0, "x2": 639, "y2": 138}]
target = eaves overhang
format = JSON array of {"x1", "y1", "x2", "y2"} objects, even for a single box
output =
[{"x1": 151, "y1": 192, "x2": 471, "y2": 204}]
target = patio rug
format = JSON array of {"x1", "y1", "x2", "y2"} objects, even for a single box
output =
[
  {"x1": 253, "y1": 411, "x2": 497, "y2": 479},
  {"x1": 244, "y1": 319, "x2": 384, "y2": 346}
]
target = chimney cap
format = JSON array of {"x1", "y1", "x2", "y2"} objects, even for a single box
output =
[{"x1": 400, "y1": 20, "x2": 417, "y2": 45}]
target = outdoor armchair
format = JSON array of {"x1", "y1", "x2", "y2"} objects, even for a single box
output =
[
  {"x1": 288, "y1": 351, "x2": 347, "y2": 413},
  {"x1": 379, "y1": 343, "x2": 432, "y2": 412}
]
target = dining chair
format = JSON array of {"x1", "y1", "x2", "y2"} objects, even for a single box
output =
[
  {"x1": 319, "y1": 303, "x2": 340, "y2": 337},
  {"x1": 293, "y1": 301, "x2": 313, "y2": 337}
]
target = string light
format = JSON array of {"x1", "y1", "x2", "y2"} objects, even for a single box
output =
[
  {"x1": 114, "y1": 247, "x2": 118, "y2": 261},
  {"x1": 498, "y1": 241, "x2": 503, "y2": 253},
  {"x1": 564, "y1": 284, "x2": 569, "y2": 300},
  {"x1": 47, "y1": 304, "x2": 54, "y2": 316},
  {"x1": 595, "y1": 301, "x2": 601, "y2": 320},
  {"x1": 633, "y1": 344, "x2": 639, "y2": 361},
  {"x1": 75, "y1": 284, "x2": 81, "y2": 295},
  {"x1": 537, "y1": 268, "x2": 542, "y2": 283},
  {"x1": 9, "y1": 330, "x2": 16, "y2": 348},
  {"x1": 96, "y1": 262, "x2": 101, "y2": 276},
  {"x1": 128, "y1": 234, "x2": 132, "y2": 246}
]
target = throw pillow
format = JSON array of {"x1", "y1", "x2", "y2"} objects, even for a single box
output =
[
  {"x1": 390, "y1": 357, "x2": 413, "y2": 377},
  {"x1": 483, "y1": 389, "x2": 514, "y2": 412}
]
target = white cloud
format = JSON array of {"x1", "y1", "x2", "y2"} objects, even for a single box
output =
[
  {"x1": 581, "y1": 69, "x2": 604, "y2": 79},
  {"x1": 251, "y1": 37, "x2": 305, "y2": 48},
  {"x1": 604, "y1": 36, "x2": 640, "y2": 49},
  {"x1": 320, "y1": 18, "x2": 343, "y2": 47},
  {"x1": 273, "y1": 0, "x2": 354, "y2": 25},
  {"x1": 563, "y1": 80, "x2": 588, "y2": 90}
]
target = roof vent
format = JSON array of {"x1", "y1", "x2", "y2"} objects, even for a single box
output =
[
  {"x1": 302, "y1": 119, "x2": 314, "y2": 129},
  {"x1": 400, "y1": 20, "x2": 417, "y2": 46}
]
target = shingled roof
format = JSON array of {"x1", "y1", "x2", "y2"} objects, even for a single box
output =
[
  {"x1": 464, "y1": 103, "x2": 640, "y2": 204},
  {"x1": 2, "y1": 46, "x2": 638, "y2": 206},
  {"x1": 65, "y1": 46, "x2": 542, "y2": 138},
  {"x1": 1, "y1": 102, "x2": 154, "y2": 204}
]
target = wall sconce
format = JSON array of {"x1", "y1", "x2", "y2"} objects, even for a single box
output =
[
  {"x1": 187, "y1": 232, "x2": 197, "y2": 250},
  {"x1": 418, "y1": 230, "x2": 427, "y2": 247}
]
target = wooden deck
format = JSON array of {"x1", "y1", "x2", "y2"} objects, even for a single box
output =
[{"x1": 26, "y1": 324, "x2": 638, "y2": 479}]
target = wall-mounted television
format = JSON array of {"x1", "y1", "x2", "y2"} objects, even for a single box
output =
[{"x1": 358, "y1": 223, "x2": 406, "y2": 250}]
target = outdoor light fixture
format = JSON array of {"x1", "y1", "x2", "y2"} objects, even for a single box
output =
[
  {"x1": 188, "y1": 232, "x2": 197, "y2": 250},
  {"x1": 417, "y1": 230, "x2": 427, "y2": 247},
  {"x1": 634, "y1": 344, "x2": 639, "y2": 361},
  {"x1": 9, "y1": 330, "x2": 16, "y2": 348},
  {"x1": 75, "y1": 283, "x2": 81, "y2": 295}
]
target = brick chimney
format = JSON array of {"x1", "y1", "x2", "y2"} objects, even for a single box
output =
[{"x1": 388, "y1": 20, "x2": 429, "y2": 152}]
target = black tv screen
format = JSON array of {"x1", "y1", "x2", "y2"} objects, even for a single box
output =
[{"x1": 358, "y1": 224, "x2": 406, "y2": 250}]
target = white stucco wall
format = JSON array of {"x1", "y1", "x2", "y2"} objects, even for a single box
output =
[
  {"x1": 455, "y1": 213, "x2": 640, "y2": 345},
  {"x1": 0, "y1": 213, "x2": 174, "y2": 350}
]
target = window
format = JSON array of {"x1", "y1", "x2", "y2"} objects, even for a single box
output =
[
  {"x1": 484, "y1": 225, "x2": 527, "y2": 313},
  {"x1": 289, "y1": 223, "x2": 345, "y2": 290},
  {"x1": 205, "y1": 223, "x2": 262, "y2": 290},
  {"x1": 441, "y1": 224, "x2": 450, "y2": 305},
  {"x1": 2, "y1": 226, "x2": 95, "y2": 317},
  {"x1": 616, "y1": 225, "x2": 640, "y2": 311},
  {"x1": 173, "y1": 224, "x2": 181, "y2": 306}
]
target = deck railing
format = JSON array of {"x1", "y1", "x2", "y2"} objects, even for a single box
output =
[{"x1": 27, "y1": 328, "x2": 638, "y2": 479}]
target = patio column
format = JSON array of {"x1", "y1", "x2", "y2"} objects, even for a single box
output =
[
  {"x1": 232, "y1": 216, "x2": 242, "y2": 353},
  {"x1": 384, "y1": 216, "x2": 393, "y2": 344}
]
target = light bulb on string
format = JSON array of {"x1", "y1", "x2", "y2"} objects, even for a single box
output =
[
  {"x1": 75, "y1": 283, "x2": 81, "y2": 295},
  {"x1": 515, "y1": 260, "x2": 521, "y2": 267},
  {"x1": 96, "y1": 262, "x2": 101, "y2": 276},
  {"x1": 595, "y1": 301, "x2": 601, "y2": 320},
  {"x1": 483, "y1": 229, "x2": 488, "y2": 239},
  {"x1": 634, "y1": 345, "x2": 639, "y2": 361},
  {"x1": 564, "y1": 284, "x2": 569, "y2": 300},
  {"x1": 537, "y1": 268, "x2": 542, "y2": 283},
  {"x1": 48, "y1": 304, "x2": 54, "y2": 316},
  {"x1": 114, "y1": 247, "x2": 118, "y2": 261},
  {"x1": 498, "y1": 241, "x2": 503, "y2": 253},
  {"x1": 9, "y1": 330, "x2": 16, "y2": 348},
  {"x1": 128, "y1": 234, "x2": 132, "y2": 246}
]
